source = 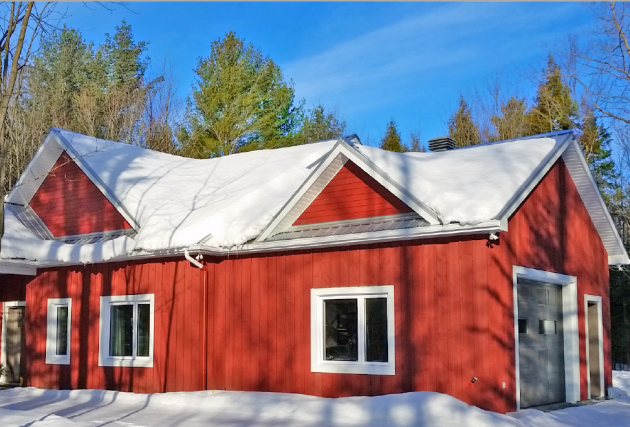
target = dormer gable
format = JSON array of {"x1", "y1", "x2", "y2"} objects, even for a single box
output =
[
  {"x1": 294, "y1": 161, "x2": 413, "y2": 225},
  {"x1": 29, "y1": 152, "x2": 132, "y2": 237}
]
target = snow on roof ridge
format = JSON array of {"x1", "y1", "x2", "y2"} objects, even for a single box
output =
[{"x1": 451, "y1": 129, "x2": 574, "y2": 151}]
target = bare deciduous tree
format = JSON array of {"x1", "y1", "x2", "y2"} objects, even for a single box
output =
[{"x1": 0, "y1": 2, "x2": 58, "y2": 243}]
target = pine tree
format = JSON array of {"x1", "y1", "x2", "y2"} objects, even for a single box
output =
[
  {"x1": 380, "y1": 119, "x2": 405, "y2": 152},
  {"x1": 294, "y1": 104, "x2": 346, "y2": 144},
  {"x1": 408, "y1": 132, "x2": 425, "y2": 152},
  {"x1": 579, "y1": 104, "x2": 619, "y2": 205},
  {"x1": 448, "y1": 96, "x2": 480, "y2": 147},
  {"x1": 488, "y1": 97, "x2": 529, "y2": 141},
  {"x1": 180, "y1": 31, "x2": 301, "y2": 158},
  {"x1": 527, "y1": 56, "x2": 578, "y2": 134}
]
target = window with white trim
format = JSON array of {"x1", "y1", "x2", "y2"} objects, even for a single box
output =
[
  {"x1": 99, "y1": 294, "x2": 154, "y2": 367},
  {"x1": 45, "y1": 298, "x2": 71, "y2": 365},
  {"x1": 311, "y1": 285, "x2": 395, "y2": 375}
]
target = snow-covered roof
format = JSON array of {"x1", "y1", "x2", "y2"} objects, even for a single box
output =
[{"x1": 1, "y1": 127, "x2": 627, "y2": 267}]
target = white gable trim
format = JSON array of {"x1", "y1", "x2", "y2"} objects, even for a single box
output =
[
  {"x1": 497, "y1": 132, "x2": 572, "y2": 222},
  {"x1": 561, "y1": 139, "x2": 629, "y2": 265},
  {"x1": 6, "y1": 128, "x2": 140, "y2": 231},
  {"x1": 6, "y1": 130, "x2": 65, "y2": 206},
  {"x1": 256, "y1": 139, "x2": 440, "y2": 242}
]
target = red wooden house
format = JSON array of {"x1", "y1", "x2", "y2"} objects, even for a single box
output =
[{"x1": 0, "y1": 127, "x2": 626, "y2": 413}]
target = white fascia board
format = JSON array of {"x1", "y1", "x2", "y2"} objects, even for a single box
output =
[
  {"x1": 0, "y1": 261, "x2": 37, "y2": 275},
  {"x1": 194, "y1": 220, "x2": 502, "y2": 256},
  {"x1": 54, "y1": 130, "x2": 140, "y2": 231},
  {"x1": 497, "y1": 132, "x2": 572, "y2": 222},
  {"x1": 256, "y1": 139, "x2": 440, "y2": 242},
  {"x1": 609, "y1": 254, "x2": 630, "y2": 265},
  {"x1": 6, "y1": 129, "x2": 65, "y2": 205}
]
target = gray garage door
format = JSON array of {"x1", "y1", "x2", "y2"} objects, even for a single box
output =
[{"x1": 518, "y1": 280, "x2": 565, "y2": 408}]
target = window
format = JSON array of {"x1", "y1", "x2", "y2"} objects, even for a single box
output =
[
  {"x1": 99, "y1": 294, "x2": 154, "y2": 367},
  {"x1": 45, "y1": 298, "x2": 71, "y2": 365},
  {"x1": 311, "y1": 285, "x2": 395, "y2": 375}
]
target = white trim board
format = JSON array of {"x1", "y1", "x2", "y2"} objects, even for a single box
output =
[
  {"x1": 0, "y1": 301, "x2": 26, "y2": 384},
  {"x1": 584, "y1": 294, "x2": 605, "y2": 398},
  {"x1": 512, "y1": 266, "x2": 579, "y2": 410}
]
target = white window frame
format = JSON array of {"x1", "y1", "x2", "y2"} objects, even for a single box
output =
[
  {"x1": 98, "y1": 294, "x2": 154, "y2": 368},
  {"x1": 45, "y1": 298, "x2": 72, "y2": 365},
  {"x1": 311, "y1": 285, "x2": 395, "y2": 375}
]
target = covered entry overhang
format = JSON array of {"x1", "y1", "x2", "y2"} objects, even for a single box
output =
[{"x1": 512, "y1": 266, "x2": 580, "y2": 411}]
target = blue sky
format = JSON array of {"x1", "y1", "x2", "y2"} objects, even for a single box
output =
[{"x1": 60, "y1": 2, "x2": 596, "y2": 147}]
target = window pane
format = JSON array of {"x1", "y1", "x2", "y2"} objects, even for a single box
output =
[
  {"x1": 137, "y1": 304, "x2": 150, "y2": 357},
  {"x1": 325, "y1": 299, "x2": 358, "y2": 361},
  {"x1": 539, "y1": 319, "x2": 557, "y2": 335},
  {"x1": 518, "y1": 318, "x2": 527, "y2": 334},
  {"x1": 110, "y1": 305, "x2": 133, "y2": 356},
  {"x1": 366, "y1": 298, "x2": 388, "y2": 362},
  {"x1": 56, "y1": 306, "x2": 68, "y2": 356}
]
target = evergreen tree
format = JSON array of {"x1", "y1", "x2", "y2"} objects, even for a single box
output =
[
  {"x1": 1, "y1": 22, "x2": 176, "y2": 195},
  {"x1": 408, "y1": 132, "x2": 425, "y2": 152},
  {"x1": 180, "y1": 31, "x2": 300, "y2": 158},
  {"x1": 488, "y1": 97, "x2": 529, "y2": 141},
  {"x1": 448, "y1": 96, "x2": 480, "y2": 147},
  {"x1": 380, "y1": 119, "x2": 405, "y2": 152},
  {"x1": 579, "y1": 104, "x2": 619, "y2": 205},
  {"x1": 527, "y1": 56, "x2": 578, "y2": 134},
  {"x1": 294, "y1": 104, "x2": 346, "y2": 144}
]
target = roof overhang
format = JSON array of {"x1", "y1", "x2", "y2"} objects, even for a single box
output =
[{"x1": 0, "y1": 260, "x2": 37, "y2": 276}]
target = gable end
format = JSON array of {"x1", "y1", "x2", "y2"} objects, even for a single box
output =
[
  {"x1": 29, "y1": 152, "x2": 133, "y2": 237},
  {"x1": 294, "y1": 161, "x2": 413, "y2": 226}
]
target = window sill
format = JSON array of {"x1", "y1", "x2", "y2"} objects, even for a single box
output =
[
  {"x1": 98, "y1": 356, "x2": 153, "y2": 368},
  {"x1": 45, "y1": 355, "x2": 70, "y2": 365},
  {"x1": 311, "y1": 361, "x2": 394, "y2": 375}
]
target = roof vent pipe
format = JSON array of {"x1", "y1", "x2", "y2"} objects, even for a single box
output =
[{"x1": 428, "y1": 136, "x2": 456, "y2": 152}]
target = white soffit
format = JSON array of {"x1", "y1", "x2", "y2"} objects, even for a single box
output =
[
  {"x1": 256, "y1": 139, "x2": 440, "y2": 242},
  {"x1": 561, "y1": 139, "x2": 629, "y2": 265}
]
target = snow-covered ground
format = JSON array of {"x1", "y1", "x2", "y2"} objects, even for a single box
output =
[{"x1": 1, "y1": 371, "x2": 629, "y2": 427}]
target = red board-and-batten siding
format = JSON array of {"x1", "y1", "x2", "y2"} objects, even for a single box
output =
[
  {"x1": 294, "y1": 161, "x2": 412, "y2": 225},
  {"x1": 29, "y1": 152, "x2": 132, "y2": 237},
  {"x1": 23, "y1": 158, "x2": 609, "y2": 414}
]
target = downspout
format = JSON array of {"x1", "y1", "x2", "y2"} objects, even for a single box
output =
[
  {"x1": 184, "y1": 249, "x2": 207, "y2": 389},
  {"x1": 184, "y1": 249, "x2": 204, "y2": 269}
]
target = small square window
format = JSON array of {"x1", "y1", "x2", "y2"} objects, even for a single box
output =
[
  {"x1": 99, "y1": 294, "x2": 154, "y2": 367},
  {"x1": 311, "y1": 285, "x2": 394, "y2": 375},
  {"x1": 518, "y1": 318, "x2": 527, "y2": 334},
  {"x1": 539, "y1": 319, "x2": 557, "y2": 335},
  {"x1": 46, "y1": 298, "x2": 71, "y2": 365}
]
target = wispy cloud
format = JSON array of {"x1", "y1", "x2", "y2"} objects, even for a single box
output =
[{"x1": 284, "y1": 2, "x2": 591, "y2": 120}]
